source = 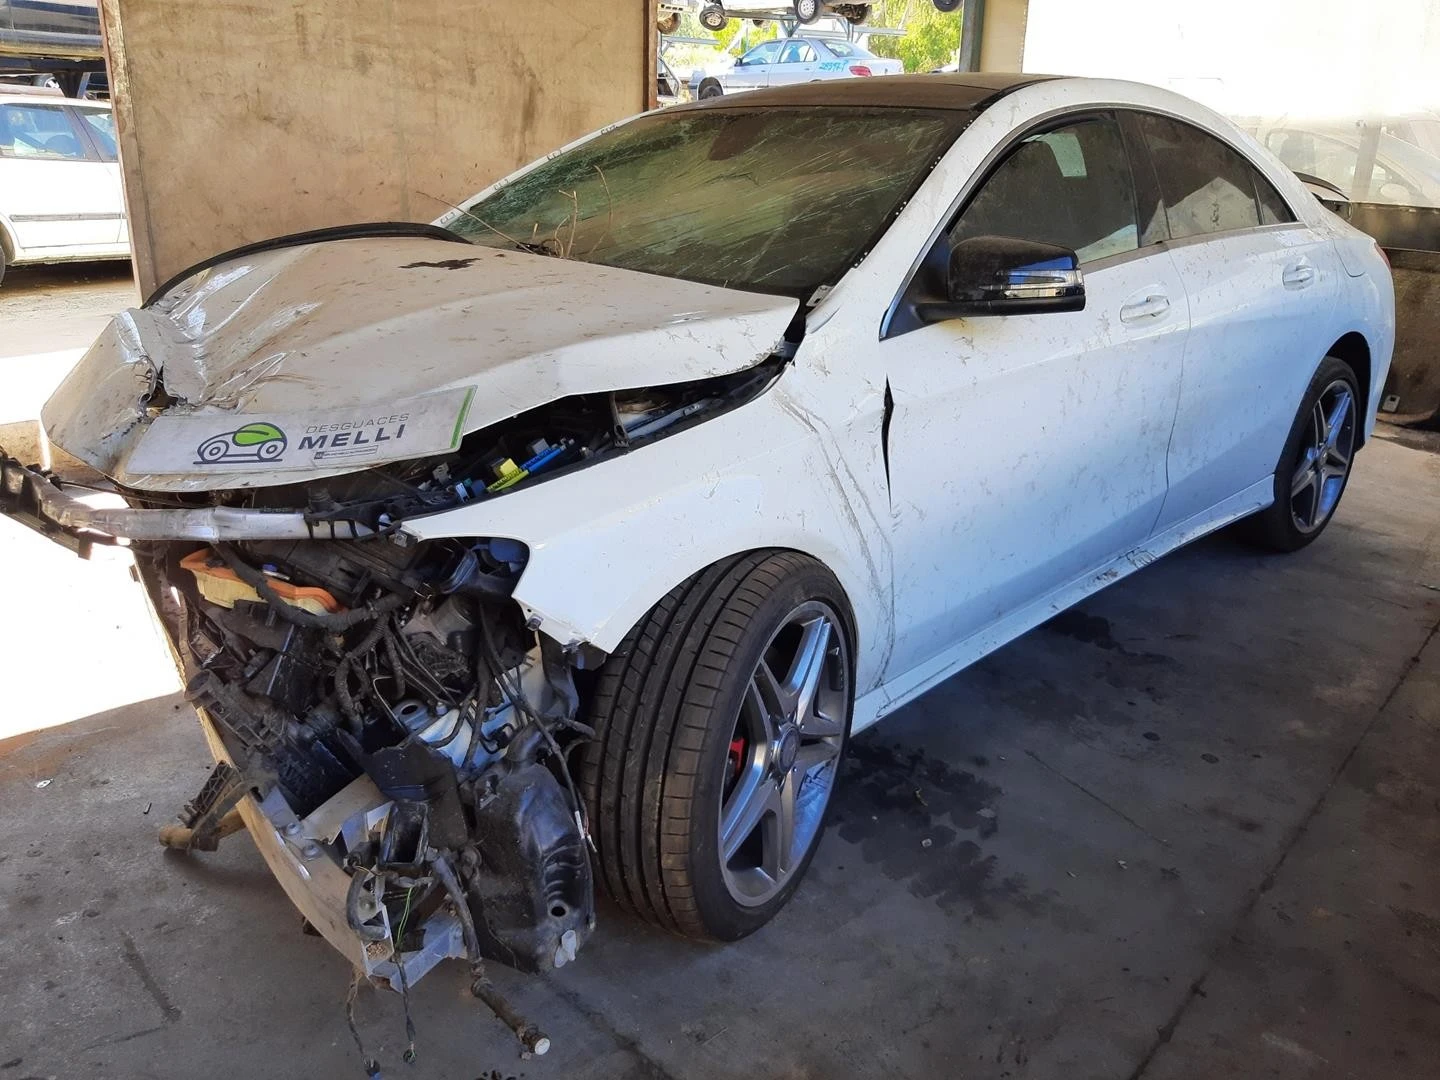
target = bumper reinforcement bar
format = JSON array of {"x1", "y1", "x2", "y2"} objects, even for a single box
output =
[{"x1": 0, "y1": 453, "x2": 374, "y2": 552}]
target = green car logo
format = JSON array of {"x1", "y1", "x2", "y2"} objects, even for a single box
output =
[{"x1": 195, "y1": 422, "x2": 288, "y2": 465}]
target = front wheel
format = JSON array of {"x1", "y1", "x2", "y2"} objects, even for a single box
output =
[
  {"x1": 578, "y1": 551, "x2": 854, "y2": 941},
  {"x1": 657, "y1": 12, "x2": 680, "y2": 34},
  {"x1": 1247, "y1": 355, "x2": 1360, "y2": 552},
  {"x1": 697, "y1": 78, "x2": 724, "y2": 99}
]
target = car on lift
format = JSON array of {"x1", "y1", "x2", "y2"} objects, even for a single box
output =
[
  {"x1": 0, "y1": 89, "x2": 128, "y2": 285},
  {"x1": 0, "y1": 0, "x2": 105, "y2": 98},
  {"x1": 0, "y1": 74, "x2": 1392, "y2": 1052},
  {"x1": 697, "y1": 0, "x2": 960, "y2": 31},
  {"x1": 690, "y1": 34, "x2": 901, "y2": 98}
]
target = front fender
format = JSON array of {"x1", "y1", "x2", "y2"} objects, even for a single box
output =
[{"x1": 401, "y1": 387, "x2": 893, "y2": 693}]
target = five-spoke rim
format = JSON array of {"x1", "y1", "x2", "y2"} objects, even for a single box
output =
[
  {"x1": 1290, "y1": 379, "x2": 1356, "y2": 534},
  {"x1": 718, "y1": 600, "x2": 849, "y2": 908}
]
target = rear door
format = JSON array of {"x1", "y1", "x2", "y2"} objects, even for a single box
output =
[
  {"x1": 68, "y1": 104, "x2": 126, "y2": 244},
  {"x1": 1130, "y1": 111, "x2": 1344, "y2": 532},
  {"x1": 0, "y1": 100, "x2": 116, "y2": 253},
  {"x1": 769, "y1": 39, "x2": 820, "y2": 88}
]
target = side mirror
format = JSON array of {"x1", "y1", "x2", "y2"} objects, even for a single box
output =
[{"x1": 918, "y1": 235, "x2": 1085, "y2": 322}]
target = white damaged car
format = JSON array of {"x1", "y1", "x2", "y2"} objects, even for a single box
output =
[{"x1": 1, "y1": 75, "x2": 1392, "y2": 1049}]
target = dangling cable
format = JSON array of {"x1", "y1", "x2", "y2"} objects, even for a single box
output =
[
  {"x1": 344, "y1": 969, "x2": 383, "y2": 1079},
  {"x1": 392, "y1": 886, "x2": 418, "y2": 1065}
]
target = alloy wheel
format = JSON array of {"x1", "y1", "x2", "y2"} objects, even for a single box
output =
[
  {"x1": 1290, "y1": 378, "x2": 1356, "y2": 534},
  {"x1": 718, "y1": 601, "x2": 848, "y2": 907}
]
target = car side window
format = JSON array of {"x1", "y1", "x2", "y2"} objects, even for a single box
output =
[
  {"x1": 74, "y1": 108, "x2": 118, "y2": 162},
  {"x1": 1255, "y1": 172, "x2": 1294, "y2": 224},
  {"x1": 949, "y1": 116, "x2": 1141, "y2": 264},
  {"x1": 0, "y1": 103, "x2": 90, "y2": 160},
  {"x1": 780, "y1": 41, "x2": 816, "y2": 63},
  {"x1": 1137, "y1": 113, "x2": 1293, "y2": 237},
  {"x1": 744, "y1": 42, "x2": 783, "y2": 66}
]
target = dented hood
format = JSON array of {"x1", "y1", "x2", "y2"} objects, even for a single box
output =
[{"x1": 41, "y1": 235, "x2": 797, "y2": 491}]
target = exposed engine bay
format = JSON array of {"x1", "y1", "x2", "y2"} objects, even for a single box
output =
[{"x1": 0, "y1": 347, "x2": 792, "y2": 1060}]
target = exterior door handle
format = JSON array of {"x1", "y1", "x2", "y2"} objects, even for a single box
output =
[
  {"x1": 1120, "y1": 293, "x2": 1170, "y2": 322},
  {"x1": 1283, "y1": 261, "x2": 1316, "y2": 288}
]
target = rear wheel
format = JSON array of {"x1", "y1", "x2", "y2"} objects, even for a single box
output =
[
  {"x1": 794, "y1": 0, "x2": 822, "y2": 22},
  {"x1": 699, "y1": 5, "x2": 728, "y2": 31},
  {"x1": 657, "y1": 12, "x2": 680, "y2": 33},
  {"x1": 697, "y1": 78, "x2": 724, "y2": 99},
  {"x1": 1247, "y1": 355, "x2": 1360, "y2": 552},
  {"x1": 934, "y1": 0, "x2": 962, "y2": 11},
  {"x1": 578, "y1": 551, "x2": 854, "y2": 941}
]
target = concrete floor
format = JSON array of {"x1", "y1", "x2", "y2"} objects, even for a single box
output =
[{"x1": 2, "y1": 269, "x2": 1439, "y2": 1079}]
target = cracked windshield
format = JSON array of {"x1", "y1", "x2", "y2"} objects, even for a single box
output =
[{"x1": 448, "y1": 107, "x2": 967, "y2": 294}]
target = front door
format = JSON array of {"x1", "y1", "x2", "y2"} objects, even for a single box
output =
[
  {"x1": 728, "y1": 41, "x2": 781, "y2": 93},
  {"x1": 881, "y1": 113, "x2": 1188, "y2": 677}
]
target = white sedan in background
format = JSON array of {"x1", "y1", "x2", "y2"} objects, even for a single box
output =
[
  {"x1": 690, "y1": 35, "x2": 901, "y2": 98},
  {"x1": 0, "y1": 75, "x2": 1393, "y2": 1049},
  {"x1": 0, "y1": 91, "x2": 128, "y2": 284}
]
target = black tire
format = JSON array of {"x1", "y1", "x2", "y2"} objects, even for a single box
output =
[
  {"x1": 0, "y1": 244, "x2": 6, "y2": 289},
  {"x1": 933, "y1": 0, "x2": 962, "y2": 11},
  {"x1": 1246, "y1": 355, "x2": 1361, "y2": 552},
  {"x1": 699, "y1": 5, "x2": 728, "y2": 31},
  {"x1": 844, "y1": 6, "x2": 871, "y2": 25},
  {"x1": 697, "y1": 78, "x2": 724, "y2": 99},
  {"x1": 794, "y1": 0, "x2": 822, "y2": 22},
  {"x1": 657, "y1": 12, "x2": 680, "y2": 34},
  {"x1": 578, "y1": 551, "x2": 855, "y2": 942}
]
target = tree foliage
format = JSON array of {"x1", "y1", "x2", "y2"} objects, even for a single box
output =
[{"x1": 865, "y1": 0, "x2": 963, "y2": 73}]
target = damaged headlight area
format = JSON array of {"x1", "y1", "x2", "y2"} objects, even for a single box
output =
[
  {"x1": 137, "y1": 529, "x2": 596, "y2": 1051},
  {"x1": 217, "y1": 354, "x2": 789, "y2": 536}
]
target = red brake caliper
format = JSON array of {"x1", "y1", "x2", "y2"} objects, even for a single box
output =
[{"x1": 726, "y1": 736, "x2": 747, "y2": 788}]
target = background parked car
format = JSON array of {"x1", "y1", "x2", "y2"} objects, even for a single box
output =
[
  {"x1": 0, "y1": 90, "x2": 129, "y2": 284},
  {"x1": 689, "y1": 35, "x2": 901, "y2": 99}
]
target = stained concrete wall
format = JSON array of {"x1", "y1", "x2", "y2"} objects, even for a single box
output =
[{"x1": 100, "y1": 0, "x2": 651, "y2": 298}]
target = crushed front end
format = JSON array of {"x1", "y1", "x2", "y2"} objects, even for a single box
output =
[
  {"x1": 0, "y1": 232, "x2": 801, "y2": 1060},
  {"x1": 147, "y1": 531, "x2": 598, "y2": 982}
]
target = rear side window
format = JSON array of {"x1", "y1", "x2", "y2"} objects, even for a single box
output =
[
  {"x1": 1136, "y1": 113, "x2": 1293, "y2": 237},
  {"x1": 950, "y1": 116, "x2": 1141, "y2": 264},
  {"x1": 1255, "y1": 173, "x2": 1294, "y2": 224},
  {"x1": 75, "y1": 108, "x2": 117, "y2": 162},
  {"x1": 780, "y1": 41, "x2": 816, "y2": 63},
  {"x1": 0, "y1": 103, "x2": 89, "y2": 160}
]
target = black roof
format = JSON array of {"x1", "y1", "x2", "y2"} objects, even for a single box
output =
[{"x1": 679, "y1": 73, "x2": 1059, "y2": 113}]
